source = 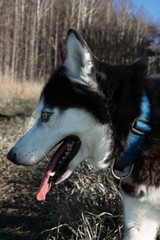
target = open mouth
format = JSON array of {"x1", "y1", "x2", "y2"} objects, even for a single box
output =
[{"x1": 36, "y1": 136, "x2": 81, "y2": 201}]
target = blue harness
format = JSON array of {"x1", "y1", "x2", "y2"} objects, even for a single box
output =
[{"x1": 114, "y1": 92, "x2": 152, "y2": 172}]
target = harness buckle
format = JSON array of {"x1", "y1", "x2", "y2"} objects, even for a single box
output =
[{"x1": 132, "y1": 118, "x2": 150, "y2": 136}]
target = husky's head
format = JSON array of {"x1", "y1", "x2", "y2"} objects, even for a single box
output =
[{"x1": 7, "y1": 29, "x2": 145, "y2": 200}]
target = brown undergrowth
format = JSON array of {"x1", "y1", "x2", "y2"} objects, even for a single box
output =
[{"x1": 0, "y1": 74, "x2": 44, "y2": 99}]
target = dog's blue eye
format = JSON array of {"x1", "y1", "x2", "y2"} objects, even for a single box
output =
[{"x1": 41, "y1": 112, "x2": 52, "y2": 122}]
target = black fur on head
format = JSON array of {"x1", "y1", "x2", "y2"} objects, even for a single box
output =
[{"x1": 42, "y1": 29, "x2": 146, "y2": 159}]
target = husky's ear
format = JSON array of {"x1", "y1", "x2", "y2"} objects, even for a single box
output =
[{"x1": 63, "y1": 29, "x2": 94, "y2": 85}]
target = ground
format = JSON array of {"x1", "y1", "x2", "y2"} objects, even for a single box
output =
[{"x1": 0, "y1": 98, "x2": 159, "y2": 240}]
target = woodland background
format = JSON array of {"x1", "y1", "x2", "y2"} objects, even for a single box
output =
[{"x1": 0, "y1": 0, "x2": 160, "y2": 82}]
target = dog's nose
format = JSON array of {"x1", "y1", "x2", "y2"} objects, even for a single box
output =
[{"x1": 7, "y1": 148, "x2": 18, "y2": 164}]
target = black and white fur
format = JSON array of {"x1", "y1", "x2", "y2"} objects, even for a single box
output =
[{"x1": 7, "y1": 29, "x2": 160, "y2": 239}]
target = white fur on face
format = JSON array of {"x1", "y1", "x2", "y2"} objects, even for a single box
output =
[{"x1": 11, "y1": 99, "x2": 113, "y2": 170}]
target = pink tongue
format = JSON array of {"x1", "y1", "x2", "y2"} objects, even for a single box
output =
[
  {"x1": 36, "y1": 170, "x2": 52, "y2": 201},
  {"x1": 36, "y1": 143, "x2": 67, "y2": 201}
]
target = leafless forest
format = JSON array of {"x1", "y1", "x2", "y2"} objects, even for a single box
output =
[{"x1": 0, "y1": 0, "x2": 160, "y2": 82}]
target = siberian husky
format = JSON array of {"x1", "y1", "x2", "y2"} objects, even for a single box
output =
[{"x1": 7, "y1": 29, "x2": 160, "y2": 240}]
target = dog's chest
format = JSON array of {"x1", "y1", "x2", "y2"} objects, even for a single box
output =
[{"x1": 137, "y1": 184, "x2": 160, "y2": 208}]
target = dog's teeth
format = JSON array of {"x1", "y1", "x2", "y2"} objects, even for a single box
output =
[
  {"x1": 67, "y1": 143, "x2": 73, "y2": 148},
  {"x1": 67, "y1": 147, "x2": 72, "y2": 151},
  {"x1": 65, "y1": 151, "x2": 70, "y2": 156},
  {"x1": 62, "y1": 156, "x2": 66, "y2": 160},
  {"x1": 66, "y1": 143, "x2": 73, "y2": 151},
  {"x1": 50, "y1": 172, "x2": 55, "y2": 177}
]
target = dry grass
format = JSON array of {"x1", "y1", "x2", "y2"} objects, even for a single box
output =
[{"x1": 0, "y1": 74, "x2": 44, "y2": 99}]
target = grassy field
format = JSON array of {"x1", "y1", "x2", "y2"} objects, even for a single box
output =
[{"x1": 0, "y1": 74, "x2": 43, "y2": 99}]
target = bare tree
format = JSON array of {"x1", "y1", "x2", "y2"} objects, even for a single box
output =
[
  {"x1": 0, "y1": 0, "x2": 159, "y2": 81},
  {"x1": 11, "y1": 0, "x2": 19, "y2": 78}
]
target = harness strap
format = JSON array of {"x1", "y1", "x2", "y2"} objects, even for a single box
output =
[{"x1": 113, "y1": 92, "x2": 152, "y2": 172}]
